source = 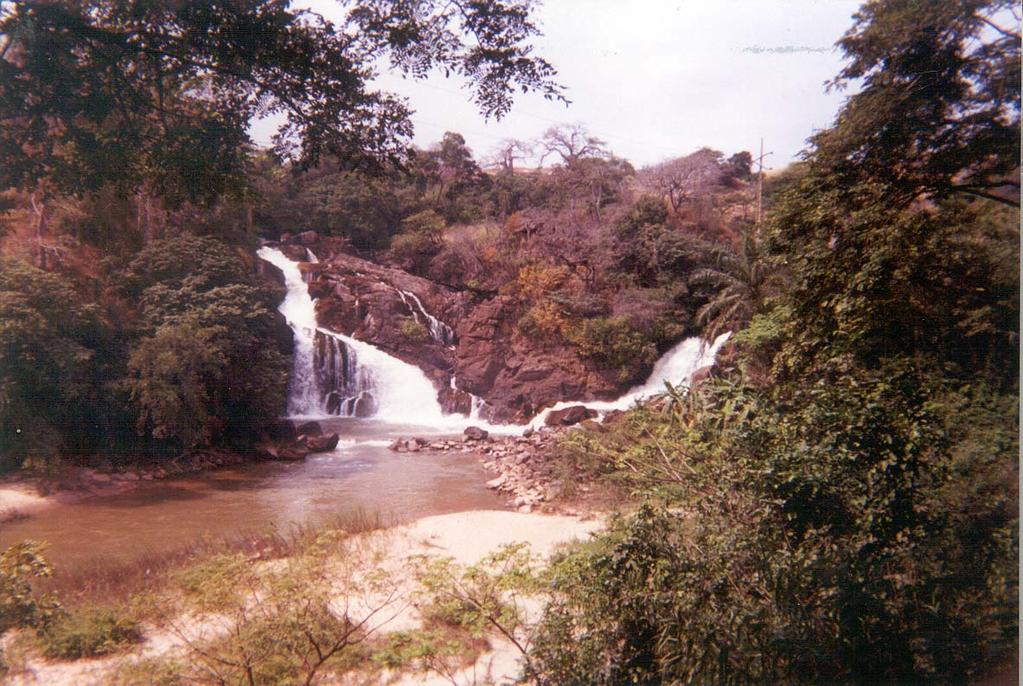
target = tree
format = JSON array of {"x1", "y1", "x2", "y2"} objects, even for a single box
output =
[
  {"x1": 689, "y1": 230, "x2": 773, "y2": 339},
  {"x1": 120, "y1": 235, "x2": 289, "y2": 448},
  {"x1": 0, "y1": 0, "x2": 565, "y2": 223},
  {"x1": 639, "y1": 148, "x2": 725, "y2": 213},
  {"x1": 815, "y1": 0, "x2": 1020, "y2": 207},
  {"x1": 537, "y1": 124, "x2": 608, "y2": 166},
  {"x1": 488, "y1": 137, "x2": 535, "y2": 174}
]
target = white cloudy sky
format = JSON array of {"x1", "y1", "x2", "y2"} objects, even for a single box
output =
[{"x1": 252, "y1": 0, "x2": 866, "y2": 169}]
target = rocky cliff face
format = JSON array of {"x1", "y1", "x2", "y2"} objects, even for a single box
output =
[{"x1": 275, "y1": 234, "x2": 629, "y2": 423}]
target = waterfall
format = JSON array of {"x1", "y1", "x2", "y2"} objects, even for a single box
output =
[
  {"x1": 451, "y1": 375, "x2": 490, "y2": 420},
  {"x1": 305, "y1": 248, "x2": 319, "y2": 263},
  {"x1": 258, "y1": 246, "x2": 322, "y2": 415},
  {"x1": 258, "y1": 245, "x2": 730, "y2": 431},
  {"x1": 258, "y1": 246, "x2": 446, "y2": 424},
  {"x1": 528, "y1": 332, "x2": 732, "y2": 428},
  {"x1": 397, "y1": 289, "x2": 456, "y2": 346}
]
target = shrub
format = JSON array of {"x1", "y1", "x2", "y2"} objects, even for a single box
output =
[
  {"x1": 566, "y1": 316, "x2": 658, "y2": 382},
  {"x1": 0, "y1": 541, "x2": 61, "y2": 634},
  {"x1": 40, "y1": 607, "x2": 142, "y2": 659},
  {"x1": 399, "y1": 317, "x2": 430, "y2": 343},
  {"x1": 529, "y1": 371, "x2": 1019, "y2": 684},
  {"x1": 516, "y1": 301, "x2": 568, "y2": 341},
  {"x1": 514, "y1": 264, "x2": 570, "y2": 304}
]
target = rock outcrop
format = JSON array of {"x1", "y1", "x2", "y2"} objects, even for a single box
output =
[
  {"x1": 452, "y1": 296, "x2": 621, "y2": 422},
  {"x1": 271, "y1": 233, "x2": 647, "y2": 424}
]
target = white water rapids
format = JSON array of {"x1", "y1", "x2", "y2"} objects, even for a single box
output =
[{"x1": 259, "y1": 246, "x2": 728, "y2": 429}]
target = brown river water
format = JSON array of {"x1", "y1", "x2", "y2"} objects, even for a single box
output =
[{"x1": 0, "y1": 417, "x2": 506, "y2": 569}]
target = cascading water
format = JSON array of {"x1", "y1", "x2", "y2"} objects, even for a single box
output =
[
  {"x1": 258, "y1": 246, "x2": 322, "y2": 415},
  {"x1": 259, "y1": 245, "x2": 730, "y2": 431},
  {"x1": 528, "y1": 331, "x2": 732, "y2": 428},
  {"x1": 397, "y1": 289, "x2": 456, "y2": 346},
  {"x1": 258, "y1": 246, "x2": 446, "y2": 424}
]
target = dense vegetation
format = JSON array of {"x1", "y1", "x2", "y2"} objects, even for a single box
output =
[
  {"x1": 0, "y1": 0, "x2": 1017, "y2": 683},
  {"x1": 525, "y1": 1, "x2": 1019, "y2": 683},
  {"x1": 0, "y1": 0, "x2": 566, "y2": 471}
]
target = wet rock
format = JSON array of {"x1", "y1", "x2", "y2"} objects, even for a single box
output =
[
  {"x1": 296, "y1": 230, "x2": 319, "y2": 246},
  {"x1": 545, "y1": 405, "x2": 598, "y2": 427},
  {"x1": 438, "y1": 386, "x2": 473, "y2": 415},
  {"x1": 296, "y1": 420, "x2": 323, "y2": 436},
  {"x1": 464, "y1": 426, "x2": 489, "y2": 441},
  {"x1": 306, "y1": 433, "x2": 340, "y2": 453},
  {"x1": 353, "y1": 392, "x2": 378, "y2": 418}
]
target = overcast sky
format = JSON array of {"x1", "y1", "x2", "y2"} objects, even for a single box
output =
[{"x1": 252, "y1": 0, "x2": 866, "y2": 170}]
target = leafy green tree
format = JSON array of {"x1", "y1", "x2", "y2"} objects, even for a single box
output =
[
  {"x1": 529, "y1": 1, "x2": 1019, "y2": 683},
  {"x1": 119, "y1": 236, "x2": 289, "y2": 449},
  {"x1": 390, "y1": 209, "x2": 447, "y2": 271},
  {"x1": 0, "y1": 257, "x2": 114, "y2": 468},
  {"x1": 816, "y1": 0, "x2": 1020, "y2": 207},
  {"x1": 0, "y1": 0, "x2": 563, "y2": 199}
]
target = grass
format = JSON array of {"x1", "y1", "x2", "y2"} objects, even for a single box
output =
[
  {"x1": 39, "y1": 607, "x2": 143, "y2": 659},
  {"x1": 41, "y1": 508, "x2": 389, "y2": 613}
]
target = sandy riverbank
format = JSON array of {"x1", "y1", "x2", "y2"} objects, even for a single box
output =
[{"x1": 5, "y1": 508, "x2": 602, "y2": 685}]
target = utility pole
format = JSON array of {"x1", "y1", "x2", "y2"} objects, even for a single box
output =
[{"x1": 753, "y1": 138, "x2": 773, "y2": 232}]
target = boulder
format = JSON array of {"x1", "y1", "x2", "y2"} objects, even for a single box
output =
[
  {"x1": 296, "y1": 420, "x2": 323, "y2": 436},
  {"x1": 306, "y1": 433, "x2": 340, "y2": 453},
  {"x1": 353, "y1": 392, "x2": 378, "y2": 418},
  {"x1": 296, "y1": 230, "x2": 319, "y2": 246},
  {"x1": 438, "y1": 386, "x2": 473, "y2": 415},
  {"x1": 464, "y1": 426, "x2": 489, "y2": 441},
  {"x1": 545, "y1": 405, "x2": 598, "y2": 427}
]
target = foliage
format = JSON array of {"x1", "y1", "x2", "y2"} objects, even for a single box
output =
[
  {"x1": 514, "y1": 264, "x2": 571, "y2": 304},
  {"x1": 531, "y1": 370, "x2": 1018, "y2": 684},
  {"x1": 517, "y1": 301, "x2": 569, "y2": 342},
  {"x1": 403, "y1": 544, "x2": 545, "y2": 681},
  {"x1": 390, "y1": 209, "x2": 447, "y2": 270},
  {"x1": 39, "y1": 607, "x2": 142, "y2": 659},
  {"x1": 689, "y1": 229, "x2": 774, "y2": 338},
  {"x1": 399, "y1": 318, "x2": 430, "y2": 343},
  {"x1": 815, "y1": 0, "x2": 1020, "y2": 207},
  {"x1": 168, "y1": 532, "x2": 388, "y2": 685},
  {"x1": 528, "y1": 3, "x2": 1019, "y2": 683},
  {"x1": 0, "y1": 541, "x2": 62, "y2": 634},
  {"x1": 566, "y1": 316, "x2": 658, "y2": 383},
  {"x1": 120, "y1": 235, "x2": 289, "y2": 448},
  {"x1": 0, "y1": 257, "x2": 112, "y2": 469},
  {"x1": 0, "y1": 0, "x2": 564, "y2": 201}
]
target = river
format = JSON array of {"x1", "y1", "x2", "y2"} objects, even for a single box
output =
[
  {"x1": 0, "y1": 246, "x2": 727, "y2": 570},
  {"x1": 0, "y1": 418, "x2": 503, "y2": 568}
]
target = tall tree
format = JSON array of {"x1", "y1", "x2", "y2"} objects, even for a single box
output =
[
  {"x1": 816, "y1": 0, "x2": 1020, "y2": 207},
  {"x1": 537, "y1": 123, "x2": 608, "y2": 166},
  {"x1": 639, "y1": 148, "x2": 725, "y2": 213},
  {"x1": 0, "y1": 0, "x2": 564, "y2": 214}
]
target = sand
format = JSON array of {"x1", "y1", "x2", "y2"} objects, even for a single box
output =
[{"x1": 4, "y1": 509, "x2": 601, "y2": 686}]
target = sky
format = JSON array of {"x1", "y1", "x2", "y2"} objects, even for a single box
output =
[{"x1": 251, "y1": 0, "x2": 866, "y2": 170}]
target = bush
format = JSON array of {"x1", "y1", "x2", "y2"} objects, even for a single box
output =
[
  {"x1": 40, "y1": 607, "x2": 142, "y2": 659},
  {"x1": 0, "y1": 542, "x2": 62, "y2": 634},
  {"x1": 516, "y1": 302, "x2": 568, "y2": 341},
  {"x1": 529, "y1": 371, "x2": 1019, "y2": 684},
  {"x1": 399, "y1": 317, "x2": 430, "y2": 343},
  {"x1": 566, "y1": 316, "x2": 658, "y2": 382}
]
